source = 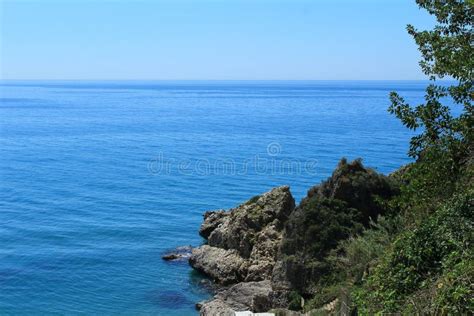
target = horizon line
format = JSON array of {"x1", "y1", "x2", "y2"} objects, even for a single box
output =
[{"x1": 0, "y1": 78, "x2": 454, "y2": 82}]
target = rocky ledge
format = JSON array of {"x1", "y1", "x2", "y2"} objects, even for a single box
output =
[
  {"x1": 188, "y1": 186, "x2": 296, "y2": 315},
  {"x1": 187, "y1": 159, "x2": 398, "y2": 315}
]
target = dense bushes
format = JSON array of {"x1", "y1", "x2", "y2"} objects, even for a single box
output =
[
  {"x1": 280, "y1": 155, "x2": 472, "y2": 313},
  {"x1": 278, "y1": 1, "x2": 472, "y2": 313},
  {"x1": 297, "y1": 179, "x2": 472, "y2": 314},
  {"x1": 389, "y1": 146, "x2": 470, "y2": 223},
  {"x1": 282, "y1": 197, "x2": 363, "y2": 259},
  {"x1": 337, "y1": 1, "x2": 474, "y2": 313},
  {"x1": 354, "y1": 191, "x2": 473, "y2": 314},
  {"x1": 311, "y1": 158, "x2": 399, "y2": 225},
  {"x1": 300, "y1": 216, "x2": 402, "y2": 311},
  {"x1": 279, "y1": 159, "x2": 399, "y2": 296}
]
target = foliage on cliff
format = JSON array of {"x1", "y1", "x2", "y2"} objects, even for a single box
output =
[
  {"x1": 191, "y1": 1, "x2": 472, "y2": 314},
  {"x1": 279, "y1": 159, "x2": 399, "y2": 297},
  {"x1": 388, "y1": 0, "x2": 473, "y2": 220},
  {"x1": 389, "y1": 0, "x2": 473, "y2": 164},
  {"x1": 354, "y1": 190, "x2": 473, "y2": 314},
  {"x1": 295, "y1": 1, "x2": 473, "y2": 313}
]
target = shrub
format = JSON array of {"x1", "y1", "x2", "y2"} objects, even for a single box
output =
[
  {"x1": 354, "y1": 190, "x2": 474, "y2": 313},
  {"x1": 280, "y1": 159, "x2": 398, "y2": 295}
]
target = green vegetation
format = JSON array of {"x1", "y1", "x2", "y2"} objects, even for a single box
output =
[
  {"x1": 287, "y1": 290, "x2": 304, "y2": 311},
  {"x1": 280, "y1": 158, "x2": 399, "y2": 298},
  {"x1": 354, "y1": 191, "x2": 473, "y2": 314},
  {"x1": 286, "y1": 1, "x2": 473, "y2": 314},
  {"x1": 245, "y1": 195, "x2": 261, "y2": 205},
  {"x1": 387, "y1": 0, "x2": 473, "y2": 220}
]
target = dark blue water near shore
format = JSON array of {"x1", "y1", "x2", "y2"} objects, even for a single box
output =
[{"x1": 0, "y1": 81, "x2": 425, "y2": 314}]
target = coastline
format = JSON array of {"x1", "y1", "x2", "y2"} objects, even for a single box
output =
[{"x1": 167, "y1": 158, "x2": 399, "y2": 315}]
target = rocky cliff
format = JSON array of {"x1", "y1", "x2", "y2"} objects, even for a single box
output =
[{"x1": 188, "y1": 159, "x2": 399, "y2": 315}]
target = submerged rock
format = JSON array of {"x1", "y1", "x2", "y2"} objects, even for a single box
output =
[
  {"x1": 162, "y1": 245, "x2": 193, "y2": 261},
  {"x1": 146, "y1": 289, "x2": 193, "y2": 309}
]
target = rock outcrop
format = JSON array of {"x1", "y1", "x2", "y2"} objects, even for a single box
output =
[
  {"x1": 301, "y1": 158, "x2": 398, "y2": 225},
  {"x1": 279, "y1": 158, "x2": 399, "y2": 295},
  {"x1": 190, "y1": 186, "x2": 295, "y2": 287},
  {"x1": 190, "y1": 245, "x2": 247, "y2": 285},
  {"x1": 199, "y1": 281, "x2": 273, "y2": 315},
  {"x1": 205, "y1": 186, "x2": 294, "y2": 259},
  {"x1": 189, "y1": 159, "x2": 399, "y2": 315},
  {"x1": 199, "y1": 210, "x2": 228, "y2": 239},
  {"x1": 190, "y1": 186, "x2": 295, "y2": 315}
]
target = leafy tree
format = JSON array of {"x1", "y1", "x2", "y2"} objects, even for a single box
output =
[
  {"x1": 388, "y1": 0, "x2": 473, "y2": 167},
  {"x1": 354, "y1": 3, "x2": 474, "y2": 312},
  {"x1": 290, "y1": 2, "x2": 473, "y2": 313},
  {"x1": 388, "y1": 0, "x2": 474, "y2": 214}
]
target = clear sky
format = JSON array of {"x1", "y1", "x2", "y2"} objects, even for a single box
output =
[{"x1": 0, "y1": 0, "x2": 436, "y2": 80}]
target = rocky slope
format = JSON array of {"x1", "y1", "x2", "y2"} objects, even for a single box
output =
[
  {"x1": 188, "y1": 159, "x2": 398, "y2": 315},
  {"x1": 190, "y1": 185, "x2": 294, "y2": 283}
]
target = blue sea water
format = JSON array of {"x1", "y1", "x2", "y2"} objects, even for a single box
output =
[{"x1": 0, "y1": 80, "x2": 428, "y2": 315}]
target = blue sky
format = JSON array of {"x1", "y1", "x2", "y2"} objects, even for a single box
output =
[{"x1": 1, "y1": 0, "x2": 436, "y2": 80}]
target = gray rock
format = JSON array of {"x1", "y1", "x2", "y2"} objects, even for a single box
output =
[
  {"x1": 199, "y1": 299, "x2": 235, "y2": 316},
  {"x1": 189, "y1": 159, "x2": 398, "y2": 313},
  {"x1": 200, "y1": 281, "x2": 273, "y2": 316},
  {"x1": 270, "y1": 260, "x2": 293, "y2": 291},
  {"x1": 189, "y1": 245, "x2": 248, "y2": 285},
  {"x1": 191, "y1": 187, "x2": 295, "y2": 285},
  {"x1": 246, "y1": 225, "x2": 283, "y2": 281},
  {"x1": 208, "y1": 186, "x2": 295, "y2": 258},
  {"x1": 199, "y1": 210, "x2": 228, "y2": 239},
  {"x1": 162, "y1": 254, "x2": 181, "y2": 260},
  {"x1": 191, "y1": 186, "x2": 297, "y2": 313},
  {"x1": 161, "y1": 245, "x2": 192, "y2": 261}
]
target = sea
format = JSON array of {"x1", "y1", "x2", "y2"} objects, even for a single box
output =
[{"x1": 0, "y1": 80, "x2": 429, "y2": 314}]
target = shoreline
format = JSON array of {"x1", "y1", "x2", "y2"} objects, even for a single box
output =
[{"x1": 166, "y1": 158, "x2": 399, "y2": 315}]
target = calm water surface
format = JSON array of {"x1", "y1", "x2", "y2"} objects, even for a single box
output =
[{"x1": 0, "y1": 81, "x2": 425, "y2": 314}]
